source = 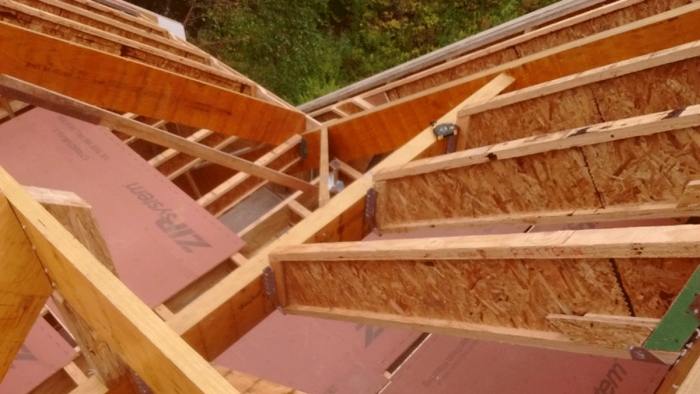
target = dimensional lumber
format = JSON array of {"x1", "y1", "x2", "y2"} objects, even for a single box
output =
[
  {"x1": 27, "y1": 186, "x2": 131, "y2": 388},
  {"x1": 0, "y1": 193, "x2": 53, "y2": 381},
  {"x1": 268, "y1": 225, "x2": 700, "y2": 357},
  {"x1": 297, "y1": 0, "x2": 609, "y2": 113},
  {"x1": 0, "y1": 75, "x2": 316, "y2": 193},
  {"x1": 55, "y1": 0, "x2": 169, "y2": 37},
  {"x1": 319, "y1": 126, "x2": 330, "y2": 207},
  {"x1": 0, "y1": 20, "x2": 306, "y2": 145},
  {"x1": 164, "y1": 75, "x2": 518, "y2": 362},
  {"x1": 0, "y1": 166, "x2": 238, "y2": 394},
  {"x1": 296, "y1": 2, "x2": 700, "y2": 169},
  {"x1": 309, "y1": 0, "x2": 686, "y2": 120},
  {"x1": 376, "y1": 105, "x2": 700, "y2": 181}
]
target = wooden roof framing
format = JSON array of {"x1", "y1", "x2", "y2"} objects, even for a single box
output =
[{"x1": 4, "y1": 0, "x2": 700, "y2": 393}]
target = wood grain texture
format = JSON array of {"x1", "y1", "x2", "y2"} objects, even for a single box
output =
[
  {"x1": 0, "y1": 166, "x2": 239, "y2": 394},
  {"x1": 376, "y1": 150, "x2": 601, "y2": 227},
  {"x1": 0, "y1": 21, "x2": 305, "y2": 145},
  {"x1": 282, "y1": 258, "x2": 629, "y2": 332},
  {"x1": 548, "y1": 318, "x2": 654, "y2": 349},
  {"x1": 28, "y1": 186, "x2": 131, "y2": 388},
  {"x1": 0, "y1": 192, "x2": 52, "y2": 381}
]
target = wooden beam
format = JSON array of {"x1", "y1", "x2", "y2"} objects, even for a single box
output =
[
  {"x1": 375, "y1": 105, "x2": 700, "y2": 181},
  {"x1": 374, "y1": 102, "x2": 700, "y2": 233},
  {"x1": 336, "y1": 159, "x2": 363, "y2": 180},
  {"x1": 0, "y1": 20, "x2": 306, "y2": 145},
  {"x1": 0, "y1": 75, "x2": 316, "y2": 194},
  {"x1": 53, "y1": 0, "x2": 169, "y2": 37},
  {"x1": 298, "y1": 3, "x2": 700, "y2": 169},
  {"x1": 0, "y1": 192, "x2": 52, "y2": 381},
  {"x1": 269, "y1": 225, "x2": 700, "y2": 358},
  {"x1": 164, "y1": 74, "x2": 516, "y2": 361},
  {"x1": 655, "y1": 336, "x2": 700, "y2": 394},
  {"x1": 148, "y1": 129, "x2": 214, "y2": 168},
  {"x1": 164, "y1": 136, "x2": 241, "y2": 181},
  {"x1": 271, "y1": 225, "x2": 700, "y2": 261},
  {"x1": 0, "y1": 166, "x2": 238, "y2": 394},
  {"x1": 319, "y1": 126, "x2": 330, "y2": 207},
  {"x1": 27, "y1": 186, "x2": 130, "y2": 387}
]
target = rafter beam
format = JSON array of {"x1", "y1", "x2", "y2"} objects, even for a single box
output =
[
  {"x1": 269, "y1": 225, "x2": 700, "y2": 361},
  {"x1": 0, "y1": 75, "x2": 316, "y2": 194},
  {"x1": 318, "y1": 126, "x2": 330, "y2": 207},
  {"x1": 0, "y1": 20, "x2": 305, "y2": 145}
]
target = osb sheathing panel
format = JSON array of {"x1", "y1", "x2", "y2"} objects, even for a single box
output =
[
  {"x1": 615, "y1": 258, "x2": 700, "y2": 318},
  {"x1": 548, "y1": 319, "x2": 653, "y2": 349},
  {"x1": 515, "y1": 0, "x2": 690, "y2": 57},
  {"x1": 582, "y1": 128, "x2": 700, "y2": 207},
  {"x1": 284, "y1": 259, "x2": 630, "y2": 331},
  {"x1": 376, "y1": 150, "x2": 601, "y2": 226},
  {"x1": 466, "y1": 86, "x2": 603, "y2": 150},
  {"x1": 386, "y1": 49, "x2": 519, "y2": 101},
  {"x1": 582, "y1": 57, "x2": 700, "y2": 206}
]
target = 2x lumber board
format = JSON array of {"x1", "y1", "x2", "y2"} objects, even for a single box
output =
[
  {"x1": 655, "y1": 334, "x2": 700, "y2": 394},
  {"x1": 318, "y1": 126, "x2": 330, "y2": 207},
  {"x1": 0, "y1": 75, "x2": 315, "y2": 193},
  {"x1": 0, "y1": 1, "x2": 246, "y2": 92},
  {"x1": 10, "y1": 0, "x2": 208, "y2": 63},
  {"x1": 297, "y1": 0, "x2": 610, "y2": 113},
  {"x1": 296, "y1": 2, "x2": 700, "y2": 170},
  {"x1": 0, "y1": 166, "x2": 239, "y2": 394},
  {"x1": 0, "y1": 22, "x2": 306, "y2": 145},
  {"x1": 268, "y1": 225, "x2": 700, "y2": 356},
  {"x1": 163, "y1": 75, "x2": 517, "y2": 362},
  {"x1": 27, "y1": 186, "x2": 131, "y2": 388},
  {"x1": 0, "y1": 193, "x2": 52, "y2": 381},
  {"x1": 373, "y1": 106, "x2": 700, "y2": 233},
  {"x1": 160, "y1": 135, "x2": 240, "y2": 180}
]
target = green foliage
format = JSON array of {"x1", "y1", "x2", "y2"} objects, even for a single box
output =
[{"x1": 130, "y1": 0, "x2": 559, "y2": 105}]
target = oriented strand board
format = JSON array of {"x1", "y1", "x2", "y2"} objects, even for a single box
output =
[
  {"x1": 284, "y1": 258, "x2": 630, "y2": 332},
  {"x1": 376, "y1": 150, "x2": 600, "y2": 226},
  {"x1": 466, "y1": 86, "x2": 603, "y2": 150},
  {"x1": 615, "y1": 258, "x2": 700, "y2": 318},
  {"x1": 582, "y1": 128, "x2": 700, "y2": 207},
  {"x1": 549, "y1": 319, "x2": 653, "y2": 349}
]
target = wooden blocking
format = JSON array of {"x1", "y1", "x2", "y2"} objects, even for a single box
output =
[
  {"x1": 281, "y1": 258, "x2": 629, "y2": 332},
  {"x1": 375, "y1": 150, "x2": 601, "y2": 229},
  {"x1": 0, "y1": 167, "x2": 238, "y2": 393},
  {"x1": 678, "y1": 180, "x2": 700, "y2": 207},
  {"x1": 0, "y1": 193, "x2": 53, "y2": 380}
]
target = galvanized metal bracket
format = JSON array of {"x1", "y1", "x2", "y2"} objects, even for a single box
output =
[
  {"x1": 263, "y1": 266, "x2": 285, "y2": 315},
  {"x1": 365, "y1": 188, "x2": 379, "y2": 235},
  {"x1": 300, "y1": 138, "x2": 308, "y2": 160},
  {"x1": 629, "y1": 346, "x2": 669, "y2": 365},
  {"x1": 130, "y1": 370, "x2": 154, "y2": 393},
  {"x1": 445, "y1": 135, "x2": 458, "y2": 154}
]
